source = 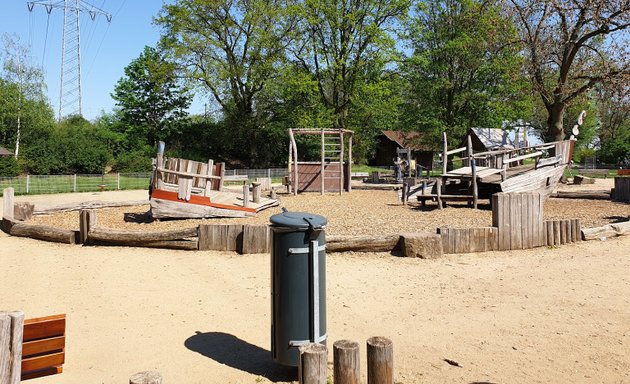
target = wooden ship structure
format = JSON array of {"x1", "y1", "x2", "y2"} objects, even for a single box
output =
[
  {"x1": 408, "y1": 133, "x2": 575, "y2": 208},
  {"x1": 149, "y1": 143, "x2": 279, "y2": 219}
]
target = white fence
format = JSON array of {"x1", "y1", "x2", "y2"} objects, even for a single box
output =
[{"x1": 0, "y1": 168, "x2": 290, "y2": 196}]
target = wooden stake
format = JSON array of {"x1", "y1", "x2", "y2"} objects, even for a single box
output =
[
  {"x1": 436, "y1": 178, "x2": 443, "y2": 210},
  {"x1": 334, "y1": 340, "x2": 360, "y2": 384},
  {"x1": 298, "y1": 343, "x2": 327, "y2": 384},
  {"x1": 129, "y1": 371, "x2": 162, "y2": 384},
  {"x1": 252, "y1": 183, "x2": 261, "y2": 203},
  {"x1": 243, "y1": 184, "x2": 250, "y2": 208},
  {"x1": 321, "y1": 128, "x2": 325, "y2": 195},
  {"x1": 3, "y1": 187, "x2": 14, "y2": 220},
  {"x1": 79, "y1": 209, "x2": 97, "y2": 245},
  {"x1": 367, "y1": 337, "x2": 393, "y2": 384},
  {"x1": 442, "y1": 132, "x2": 448, "y2": 174}
]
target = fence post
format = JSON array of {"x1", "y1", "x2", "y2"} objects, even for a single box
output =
[
  {"x1": 333, "y1": 340, "x2": 360, "y2": 384},
  {"x1": 298, "y1": 343, "x2": 327, "y2": 384},
  {"x1": 268, "y1": 168, "x2": 271, "y2": 178},
  {"x1": 117, "y1": 173, "x2": 121, "y2": 190},
  {"x1": 367, "y1": 337, "x2": 393, "y2": 384},
  {"x1": 129, "y1": 371, "x2": 162, "y2": 384},
  {"x1": 26, "y1": 175, "x2": 30, "y2": 194},
  {"x1": 3, "y1": 187, "x2": 14, "y2": 220},
  {"x1": 73, "y1": 174, "x2": 77, "y2": 192}
]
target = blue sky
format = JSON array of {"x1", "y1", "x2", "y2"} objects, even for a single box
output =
[{"x1": 1, "y1": 0, "x2": 204, "y2": 120}]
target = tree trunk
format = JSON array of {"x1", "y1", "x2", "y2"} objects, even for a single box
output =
[{"x1": 547, "y1": 103, "x2": 566, "y2": 142}]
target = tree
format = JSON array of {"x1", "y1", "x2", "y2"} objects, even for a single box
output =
[
  {"x1": 402, "y1": 0, "x2": 532, "y2": 147},
  {"x1": 510, "y1": 0, "x2": 630, "y2": 141},
  {"x1": 1, "y1": 33, "x2": 47, "y2": 158},
  {"x1": 155, "y1": 0, "x2": 298, "y2": 165},
  {"x1": 597, "y1": 82, "x2": 630, "y2": 165},
  {"x1": 293, "y1": 0, "x2": 410, "y2": 129},
  {"x1": 111, "y1": 46, "x2": 191, "y2": 147}
]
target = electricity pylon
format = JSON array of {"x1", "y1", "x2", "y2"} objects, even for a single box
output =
[{"x1": 28, "y1": 0, "x2": 112, "y2": 121}]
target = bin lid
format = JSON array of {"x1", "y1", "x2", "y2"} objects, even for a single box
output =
[{"x1": 269, "y1": 210, "x2": 327, "y2": 229}]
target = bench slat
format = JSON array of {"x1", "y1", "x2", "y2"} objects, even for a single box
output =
[
  {"x1": 21, "y1": 366, "x2": 63, "y2": 381},
  {"x1": 23, "y1": 315, "x2": 65, "y2": 341},
  {"x1": 22, "y1": 336, "x2": 65, "y2": 357},
  {"x1": 22, "y1": 351, "x2": 65, "y2": 372}
]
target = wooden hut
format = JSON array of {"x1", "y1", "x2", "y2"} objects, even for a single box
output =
[
  {"x1": 0, "y1": 146, "x2": 13, "y2": 157},
  {"x1": 371, "y1": 130, "x2": 434, "y2": 170}
]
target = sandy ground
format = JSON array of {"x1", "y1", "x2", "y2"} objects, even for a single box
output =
[{"x1": 1, "y1": 179, "x2": 629, "y2": 383}]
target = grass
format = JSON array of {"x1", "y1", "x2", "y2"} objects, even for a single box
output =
[{"x1": 0, "y1": 173, "x2": 151, "y2": 196}]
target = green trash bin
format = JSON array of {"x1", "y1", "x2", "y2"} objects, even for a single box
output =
[{"x1": 270, "y1": 209, "x2": 327, "y2": 367}]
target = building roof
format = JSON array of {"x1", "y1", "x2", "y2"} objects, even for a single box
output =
[
  {"x1": 0, "y1": 146, "x2": 13, "y2": 156},
  {"x1": 469, "y1": 127, "x2": 514, "y2": 150},
  {"x1": 381, "y1": 130, "x2": 432, "y2": 151}
]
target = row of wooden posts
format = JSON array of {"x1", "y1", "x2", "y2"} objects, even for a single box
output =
[
  {"x1": 300, "y1": 337, "x2": 394, "y2": 384},
  {"x1": 127, "y1": 337, "x2": 394, "y2": 384}
]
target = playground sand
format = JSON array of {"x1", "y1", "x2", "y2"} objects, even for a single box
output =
[{"x1": 1, "y1": 178, "x2": 629, "y2": 383}]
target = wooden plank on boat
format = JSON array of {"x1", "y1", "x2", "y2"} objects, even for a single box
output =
[
  {"x1": 510, "y1": 194, "x2": 521, "y2": 249},
  {"x1": 242, "y1": 225, "x2": 270, "y2": 254},
  {"x1": 504, "y1": 151, "x2": 543, "y2": 164}
]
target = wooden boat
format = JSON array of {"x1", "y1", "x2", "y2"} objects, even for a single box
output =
[
  {"x1": 149, "y1": 144, "x2": 279, "y2": 219},
  {"x1": 408, "y1": 134, "x2": 575, "y2": 207}
]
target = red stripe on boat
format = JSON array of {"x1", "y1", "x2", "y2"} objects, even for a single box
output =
[{"x1": 151, "y1": 189, "x2": 256, "y2": 213}]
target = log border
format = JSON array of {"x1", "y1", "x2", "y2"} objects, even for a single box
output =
[{"x1": 2, "y1": 189, "x2": 627, "y2": 255}]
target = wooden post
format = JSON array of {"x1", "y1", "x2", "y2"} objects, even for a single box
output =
[
  {"x1": 252, "y1": 183, "x2": 261, "y2": 203},
  {"x1": 129, "y1": 371, "x2": 162, "y2": 384},
  {"x1": 348, "y1": 134, "x2": 353, "y2": 193},
  {"x1": 288, "y1": 138, "x2": 293, "y2": 194},
  {"x1": 401, "y1": 182, "x2": 408, "y2": 205},
  {"x1": 242, "y1": 185, "x2": 250, "y2": 208},
  {"x1": 298, "y1": 343, "x2": 327, "y2": 384},
  {"x1": 73, "y1": 174, "x2": 76, "y2": 192},
  {"x1": 290, "y1": 129, "x2": 299, "y2": 196},
  {"x1": 0, "y1": 311, "x2": 24, "y2": 384},
  {"x1": 442, "y1": 132, "x2": 448, "y2": 174},
  {"x1": 79, "y1": 209, "x2": 97, "y2": 245},
  {"x1": 270, "y1": 188, "x2": 277, "y2": 199},
  {"x1": 367, "y1": 337, "x2": 393, "y2": 384},
  {"x1": 436, "y1": 178, "x2": 443, "y2": 210},
  {"x1": 204, "y1": 159, "x2": 214, "y2": 196},
  {"x1": 339, "y1": 131, "x2": 344, "y2": 195},
  {"x1": 3, "y1": 187, "x2": 14, "y2": 220},
  {"x1": 117, "y1": 173, "x2": 121, "y2": 190},
  {"x1": 333, "y1": 340, "x2": 360, "y2": 384},
  {"x1": 471, "y1": 159, "x2": 478, "y2": 209},
  {"x1": 321, "y1": 129, "x2": 325, "y2": 195}
]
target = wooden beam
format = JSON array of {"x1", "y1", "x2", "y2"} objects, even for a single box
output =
[
  {"x1": 367, "y1": 337, "x2": 393, "y2": 384},
  {"x1": 298, "y1": 343, "x2": 327, "y2": 384},
  {"x1": 442, "y1": 132, "x2": 448, "y2": 174},
  {"x1": 3, "y1": 187, "x2": 14, "y2": 220},
  {"x1": 333, "y1": 340, "x2": 360, "y2": 384},
  {"x1": 321, "y1": 129, "x2": 325, "y2": 195}
]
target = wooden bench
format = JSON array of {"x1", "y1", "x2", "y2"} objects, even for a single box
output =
[
  {"x1": 223, "y1": 175, "x2": 249, "y2": 184},
  {"x1": 577, "y1": 169, "x2": 611, "y2": 178},
  {"x1": 416, "y1": 194, "x2": 475, "y2": 207},
  {"x1": 21, "y1": 314, "x2": 66, "y2": 380}
]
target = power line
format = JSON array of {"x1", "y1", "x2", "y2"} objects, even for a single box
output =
[{"x1": 27, "y1": 0, "x2": 112, "y2": 121}]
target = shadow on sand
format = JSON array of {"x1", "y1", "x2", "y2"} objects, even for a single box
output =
[{"x1": 185, "y1": 331, "x2": 296, "y2": 382}]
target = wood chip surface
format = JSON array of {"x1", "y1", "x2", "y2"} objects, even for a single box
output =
[{"x1": 28, "y1": 189, "x2": 630, "y2": 235}]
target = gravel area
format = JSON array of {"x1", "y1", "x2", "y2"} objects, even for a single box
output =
[{"x1": 27, "y1": 186, "x2": 630, "y2": 235}]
